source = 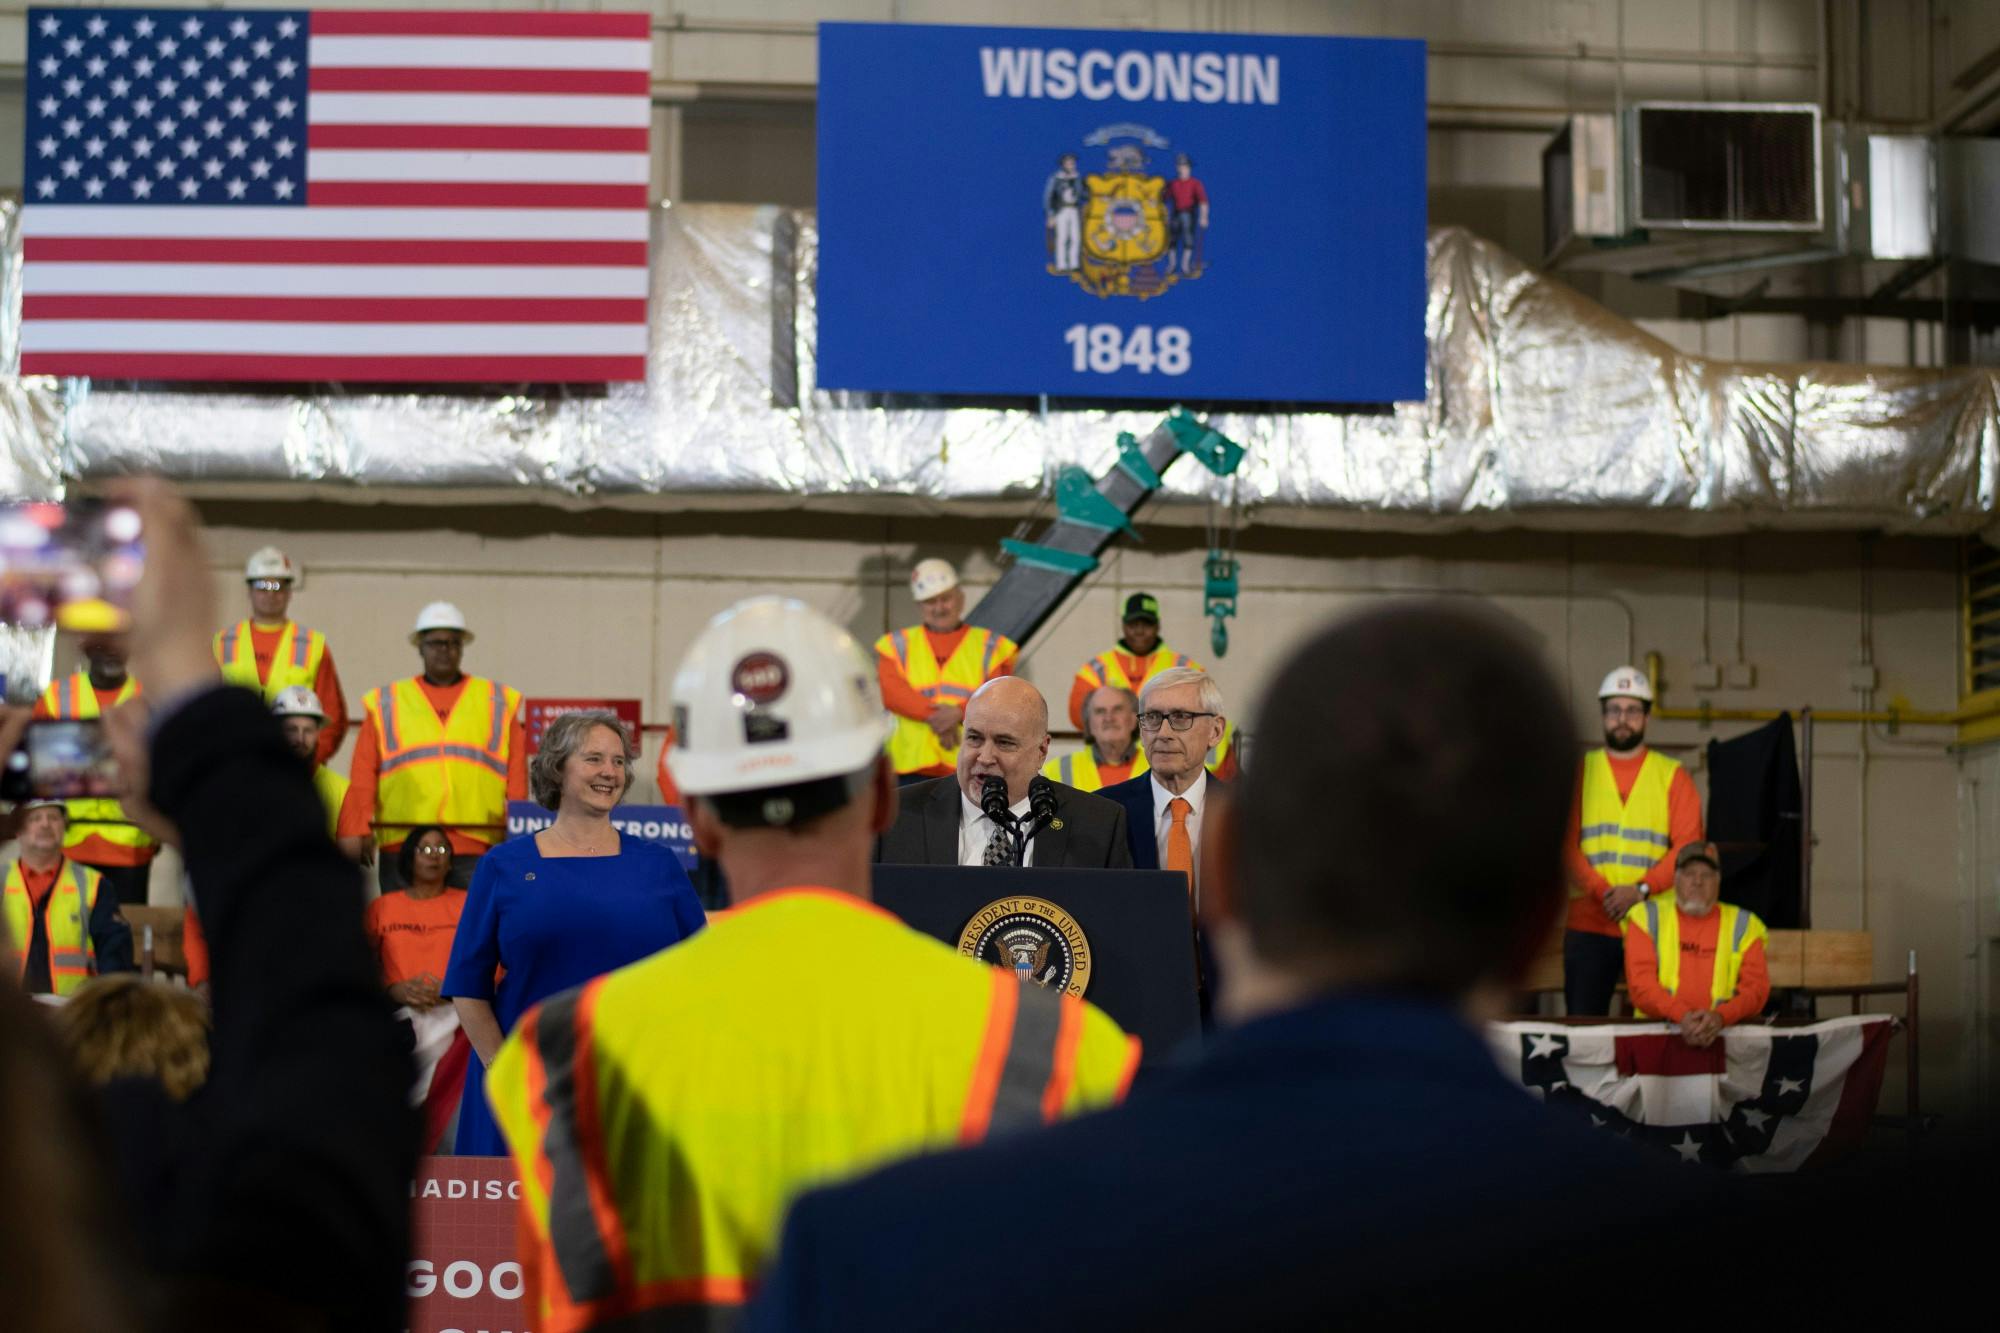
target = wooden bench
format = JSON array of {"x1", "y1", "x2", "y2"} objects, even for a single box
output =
[{"x1": 120, "y1": 905, "x2": 187, "y2": 979}]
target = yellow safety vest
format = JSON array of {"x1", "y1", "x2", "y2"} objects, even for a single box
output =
[
  {"x1": 312, "y1": 764, "x2": 349, "y2": 839},
  {"x1": 485, "y1": 888, "x2": 1139, "y2": 1333},
  {"x1": 361, "y1": 675, "x2": 519, "y2": 848},
  {"x1": 1041, "y1": 745, "x2": 1148, "y2": 793},
  {"x1": 1577, "y1": 749, "x2": 1681, "y2": 887},
  {"x1": 212, "y1": 618, "x2": 327, "y2": 702},
  {"x1": 1076, "y1": 644, "x2": 1235, "y2": 776},
  {"x1": 37, "y1": 675, "x2": 155, "y2": 857},
  {"x1": 1623, "y1": 898, "x2": 1768, "y2": 1017},
  {"x1": 875, "y1": 625, "x2": 1017, "y2": 775},
  {"x1": 3, "y1": 858, "x2": 104, "y2": 996}
]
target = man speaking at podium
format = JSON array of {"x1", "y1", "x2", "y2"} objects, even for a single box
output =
[{"x1": 876, "y1": 677, "x2": 1132, "y2": 868}]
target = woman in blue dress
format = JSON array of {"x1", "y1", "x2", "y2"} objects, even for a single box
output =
[{"x1": 443, "y1": 708, "x2": 704, "y2": 1156}]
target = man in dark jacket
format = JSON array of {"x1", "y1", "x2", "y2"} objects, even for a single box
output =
[{"x1": 748, "y1": 602, "x2": 1709, "y2": 1329}]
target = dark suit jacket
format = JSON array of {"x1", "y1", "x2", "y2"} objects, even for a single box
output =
[
  {"x1": 874, "y1": 776, "x2": 1134, "y2": 869},
  {"x1": 744, "y1": 993, "x2": 1711, "y2": 1330},
  {"x1": 1099, "y1": 770, "x2": 1226, "y2": 870}
]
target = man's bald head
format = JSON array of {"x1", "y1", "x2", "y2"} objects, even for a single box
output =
[{"x1": 957, "y1": 676, "x2": 1052, "y2": 805}]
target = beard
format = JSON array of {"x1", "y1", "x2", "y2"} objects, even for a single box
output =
[{"x1": 1603, "y1": 724, "x2": 1644, "y2": 753}]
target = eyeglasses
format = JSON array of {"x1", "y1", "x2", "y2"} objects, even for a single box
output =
[
  {"x1": 248, "y1": 579, "x2": 289, "y2": 592},
  {"x1": 1137, "y1": 710, "x2": 1217, "y2": 733},
  {"x1": 414, "y1": 843, "x2": 453, "y2": 856},
  {"x1": 417, "y1": 637, "x2": 462, "y2": 651}
]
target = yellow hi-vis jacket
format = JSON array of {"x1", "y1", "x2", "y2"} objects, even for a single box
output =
[
  {"x1": 485, "y1": 888, "x2": 1140, "y2": 1332},
  {"x1": 36, "y1": 674, "x2": 155, "y2": 859},
  {"x1": 1041, "y1": 745, "x2": 1149, "y2": 793},
  {"x1": 875, "y1": 625, "x2": 1017, "y2": 775},
  {"x1": 1621, "y1": 897, "x2": 1768, "y2": 1017},
  {"x1": 1577, "y1": 749, "x2": 1681, "y2": 886},
  {"x1": 360, "y1": 675, "x2": 519, "y2": 848},
  {"x1": 312, "y1": 764, "x2": 349, "y2": 839},
  {"x1": 3, "y1": 858, "x2": 105, "y2": 996},
  {"x1": 213, "y1": 618, "x2": 327, "y2": 701}
]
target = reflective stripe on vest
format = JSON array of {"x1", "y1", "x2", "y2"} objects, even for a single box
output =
[
  {"x1": 214, "y1": 619, "x2": 323, "y2": 700},
  {"x1": 1577, "y1": 749, "x2": 1680, "y2": 888},
  {"x1": 3, "y1": 859, "x2": 99, "y2": 995},
  {"x1": 521, "y1": 960, "x2": 1084, "y2": 1326},
  {"x1": 1041, "y1": 746, "x2": 1148, "y2": 794},
  {"x1": 39, "y1": 675, "x2": 153, "y2": 853},
  {"x1": 364, "y1": 676, "x2": 518, "y2": 845},
  {"x1": 1629, "y1": 899, "x2": 1764, "y2": 1013},
  {"x1": 876, "y1": 625, "x2": 1015, "y2": 775}
]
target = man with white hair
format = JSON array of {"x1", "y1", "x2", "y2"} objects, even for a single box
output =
[
  {"x1": 874, "y1": 559, "x2": 1019, "y2": 783},
  {"x1": 1097, "y1": 667, "x2": 1228, "y2": 899}
]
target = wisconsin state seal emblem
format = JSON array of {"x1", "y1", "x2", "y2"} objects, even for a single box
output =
[
  {"x1": 1044, "y1": 125, "x2": 1210, "y2": 301},
  {"x1": 957, "y1": 896, "x2": 1093, "y2": 997}
]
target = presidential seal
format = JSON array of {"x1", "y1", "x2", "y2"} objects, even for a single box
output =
[{"x1": 956, "y1": 896, "x2": 1093, "y2": 997}]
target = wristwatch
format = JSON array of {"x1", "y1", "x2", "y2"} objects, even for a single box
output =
[{"x1": 1637, "y1": 885, "x2": 1651, "y2": 901}]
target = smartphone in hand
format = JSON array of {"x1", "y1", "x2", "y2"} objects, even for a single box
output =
[
  {"x1": 0, "y1": 718, "x2": 115, "y2": 802},
  {"x1": 0, "y1": 500, "x2": 144, "y2": 631}
]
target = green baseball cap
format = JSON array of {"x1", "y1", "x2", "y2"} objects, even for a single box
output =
[{"x1": 1123, "y1": 593, "x2": 1161, "y2": 623}]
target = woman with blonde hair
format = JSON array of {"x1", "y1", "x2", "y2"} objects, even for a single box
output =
[{"x1": 58, "y1": 973, "x2": 211, "y2": 1101}]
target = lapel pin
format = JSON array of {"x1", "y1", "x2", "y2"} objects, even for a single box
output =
[
  {"x1": 525, "y1": 872, "x2": 536, "y2": 881},
  {"x1": 1051, "y1": 818, "x2": 1064, "y2": 830}
]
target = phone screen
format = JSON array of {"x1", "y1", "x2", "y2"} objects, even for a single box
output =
[
  {"x1": 0, "y1": 501, "x2": 144, "y2": 631},
  {"x1": 1, "y1": 719, "x2": 115, "y2": 801}
]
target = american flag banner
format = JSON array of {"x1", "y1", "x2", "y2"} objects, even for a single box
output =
[
  {"x1": 20, "y1": 7, "x2": 651, "y2": 383},
  {"x1": 1488, "y1": 1015, "x2": 1897, "y2": 1172}
]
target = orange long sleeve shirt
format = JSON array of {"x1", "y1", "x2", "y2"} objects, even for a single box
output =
[
  {"x1": 1622, "y1": 908, "x2": 1771, "y2": 1025},
  {"x1": 340, "y1": 677, "x2": 527, "y2": 854},
  {"x1": 1563, "y1": 750, "x2": 1703, "y2": 937},
  {"x1": 242, "y1": 623, "x2": 348, "y2": 763},
  {"x1": 1067, "y1": 651, "x2": 1159, "y2": 730}
]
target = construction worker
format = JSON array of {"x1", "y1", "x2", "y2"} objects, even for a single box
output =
[
  {"x1": 1563, "y1": 665, "x2": 1703, "y2": 1016},
  {"x1": 1622, "y1": 841, "x2": 1770, "y2": 1045},
  {"x1": 875, "y1": 559, "x2": 1018, "y2": 782},
  {"x1": 33, "y1": 631, "x2": 158, "y2": 906},
  {"x1": 2, "y1": 799, "x2": 132, "y2": 996},
  {"x1": 212, "y1": 546, "x2": 348, "y2": 764},
  {"x1": 344, "y1": 602, "x2": 525, "y2": 892},
  {"x1": 1069, "y1": 592, "x2": 1235, "y2": 778},
  {"x1": 1041, "y1": 683, "x2": 1148, "y2": 792},
  {"x1": 484, "y1": 596, "x2": 1139, "y2": 1332}
]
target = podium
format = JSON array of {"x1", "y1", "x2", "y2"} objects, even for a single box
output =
[{"x1": 873, "y1": 865, "x2": 1202, "y2": 1066}]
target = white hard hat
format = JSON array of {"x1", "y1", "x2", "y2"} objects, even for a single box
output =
[
  {"x1": 271, "y1": 685, "x2": 326, "y2": 721},
  {"x1": 1597, "y1": 665, "x2": 1654, "y2": 703},
  {"x1": 667, "y1": 596, "x2": 889, "y2": 806},
  {"x1": 244, "y1": 546, "x2": 297, "y2": 582},
  {"x1": 410, "y1": 601, "x2": 473, "y2": 645},
  {"x1": 909, "y1": 558, "x2": 959, "y2": 602}
]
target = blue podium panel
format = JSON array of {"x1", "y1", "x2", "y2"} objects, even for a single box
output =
[{"x1": 816, "y1": 22, "x2": 1426, "y2": 404}]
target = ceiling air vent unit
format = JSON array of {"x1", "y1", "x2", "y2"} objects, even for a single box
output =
[{"x1": 1631, "y1": 102, "x2": 1823, "y2": 232}]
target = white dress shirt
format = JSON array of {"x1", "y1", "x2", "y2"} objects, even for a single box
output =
[
  {"x1": 959, "y1": 790, "x2": 1036, "y2": 867},
  {"x1": 1150, "y1": 768, "x2": 1209, "y2": 901}
]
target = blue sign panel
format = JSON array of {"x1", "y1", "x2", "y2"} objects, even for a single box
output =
[
  {"x1": 506, "y1": 802, "x2": 698, "y2": 872},
  {"x1": 816, "y1": 22, "x2": 1426, "y2": 404}
]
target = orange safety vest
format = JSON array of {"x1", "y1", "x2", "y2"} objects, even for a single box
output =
[
  {"x1": 3, "y1": 858, "x2": 104, "y2": 996},
  {"x1": 875, "y1": 624, "x2": 1017, "y2": 775},
  {"x1": 361, "y1": 675, "x2": 519, "y2": 848},
  {"x1": 213, "y1": 618, "x2": 327, "y2": 701},
  {"x1": 37, "y1": 674, "x2": 155, "y2": 857},
  {"x1": 484, "y1": 889, "x2": 1139, "y2": 1332}
]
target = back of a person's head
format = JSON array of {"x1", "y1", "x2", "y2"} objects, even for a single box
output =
[
  {"x1": 1235, "y1": 600, "x2": 1576, "y2": 996},
  {"x1": 59, "y1": 973, "x2": 212, "y2": 1102},
  {"x1": 0, "y1": 990, "x2": 140, "y2": 1332}
]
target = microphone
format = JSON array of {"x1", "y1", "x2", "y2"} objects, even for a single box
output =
[
  {"x1": 980, "y1": 774, "x2": 1015, "y2": 827},
  {"x1": 1028, "y1": 775, "x2": 1057, "y2": 828}
]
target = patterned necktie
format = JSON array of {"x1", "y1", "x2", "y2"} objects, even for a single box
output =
[
  {"x1": 984, "y1": 822, "x2": 1015, "y2": 867},
  {"x1": 1166, "y1": 797, "x2": 1194, "y2": 885}
]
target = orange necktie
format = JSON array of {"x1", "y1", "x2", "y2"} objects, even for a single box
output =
[{"x1": 1166, "y1": 796, "x2": 1194, "y2": 887}]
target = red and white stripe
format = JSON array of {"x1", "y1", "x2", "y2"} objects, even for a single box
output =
[{"x1": 21, "y1": 10, "x2": 652, "y2": 383}]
